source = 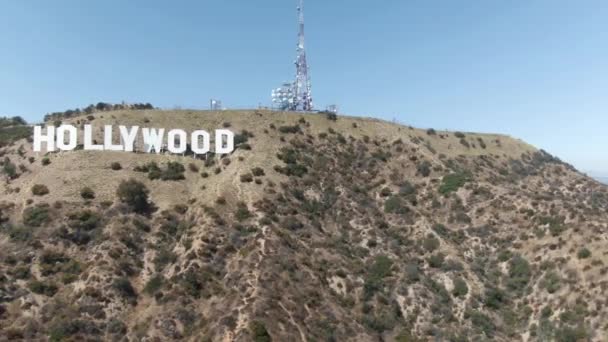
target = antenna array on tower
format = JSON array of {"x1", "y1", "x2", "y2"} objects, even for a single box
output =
[{"x1": 272, "y1": 0, "x2": 313, "y2": 112}]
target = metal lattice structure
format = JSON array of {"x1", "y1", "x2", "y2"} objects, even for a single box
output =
[
  {"x1": 272, "y1": 0, "x2": 313, "y2": 112},
  {"x1": 294, "y1": 0, "x2": 313, "y2": 111}
]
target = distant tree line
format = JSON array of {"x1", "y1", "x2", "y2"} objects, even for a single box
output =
[
  {"x1": 0, "y1": 116, "x2": 31, "y2": 148},
  {"x1": 44, "y1": 102, "x2": 155, "y2": 122},
  {"x1": 0, "y1": 116, "x2": 27, "y2": 128}
]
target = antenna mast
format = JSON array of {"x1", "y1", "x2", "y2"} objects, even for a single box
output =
[{"x1": 295, "y1": 0, "x2": 313, "y2": 111}]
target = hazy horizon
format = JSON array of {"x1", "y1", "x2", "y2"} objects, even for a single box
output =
[{"x1": 1, "y1": 1, "x2": 607, "y2": 174}]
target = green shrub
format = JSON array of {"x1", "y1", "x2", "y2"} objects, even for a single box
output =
[
  {"x1": 278, "y1": 125, "x2": 301, "y2": 134},
  {"x1": 417, "y1": 161, "x2": 432, "y2": 177},
  {"x1": 439, "y1": 172, "x2": 470, "y2": 195},
  {"x1": 113, "y1": 277, "x2": 137, "y2": 301},
  {"x1": 427, "y1": 253, "x2": 445, "y2": 268},
  {"x1": 577, "y1": 248, "x2": 591, "y2": 259},
  {"x1": 137, "y1": 161, "x2": 185, "y2": 181},
  {"x1": 251, "y1": 167, "x2": 265, "y2": 177},
  {"x1": 554, "y1": 325, "x2": 588, "y2": 342},
  {"x1": 325, "y1": 112, "x2": 338, "y2": 121},
  {"x1": 2, "y1": 157, "x2": 18, "y2": 179},
  {"x1": 467, "y1": 310, "x2": 495, "y2": 337},
  {"x1": 422, "y1": 235, "x2": 440, "y2": 253},
  {"x1": 506, "y1": 255, "x2": 531, "y2": 293},
  {"x1": 235, "y1": 203, "x2": 252, "y2": 222},
  {"x1": 162, "y1": 162, "x2": 185, "y2": 181},
  {"x1": 249, "y1": 321, "x2": 272, "y2": 342},
  {"x1": 7, "y1": 225, "x2": 33, "y2": 242},
  {"x1": 80, "y1": 187, "x2": 95, "y2": 200},
  {"x1": 31, "y1": 184, "x2": 50, "y2": 196},
  {"x1": 144, "y1": 274, "x2": 163, "y2": 295},
  {"x1": 116, "y1": 179, "x2": 151, "y2": 214},
  {"x1": 405, "y1": 263, "x2": 421, "y2": 283},
  {"x1": 384, "y1": 196, "x2": 409, "y2": 214},
  {"x1": 240, "y1": 173, "x2": 254, "y2": 183},
  {"x1": 541, "y1": 271, "x2": 561, "y2": 294},
  {"x1": 181, "y1": 268, "x2": 207, "y2": 298},
  {"x1": 484, "y1": 287, "x2": 506, "y2": 310},
  {"x1": 454, "y1": 132, "x2": 466, "y2": 138},
  {"x1": 282, "y1": 164, "x2": 307, "y2": 177},
  {"x1": 452, "y1": 277, "x2": 468, "y2": 298},
  {"x1": 363, "y1": 255, "x2": 393, "y2": 299},
  {"x1": 28, "y1": 280, "x2": 58, "y2": 296},
  {"x1": 67, "y1": 210, "x2": 101, "y2": 231},
  {"x1": 23, "y1": 204, "x2": 50, "y2": 227},
  {"x1": 110, "y1": 162, "x2": 122, "y2": 171},
  {"x1": 41, "y1": 157, "x2": 51, "y2": 166},
  {"x1": 154, "y1": 247, "x2": 177, "y2": 271}
]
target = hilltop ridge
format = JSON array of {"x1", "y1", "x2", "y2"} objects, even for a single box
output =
[{"x1": 0, "y1": 109, "x2": 606, "y2": 341}]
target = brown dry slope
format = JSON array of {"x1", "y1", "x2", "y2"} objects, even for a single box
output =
[{"x1": 0, "y1": 109, "x2": 607, "y2": 341}]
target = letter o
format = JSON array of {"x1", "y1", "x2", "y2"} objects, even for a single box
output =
[
  {"x1": 191, "y1": 130, "x2": 210, "y2": 155},
  {"x1": 167, "y1": 129, "x2": 187, "y2": 154},
  {"x1": 56, "y1": 125, "x2": 77, "y2": 151}
]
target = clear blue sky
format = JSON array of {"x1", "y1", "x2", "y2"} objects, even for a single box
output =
[{"x1": 1, "y1": 1, "x2": 607, "y2": 174}]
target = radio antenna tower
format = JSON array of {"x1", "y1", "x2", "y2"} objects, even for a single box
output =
[{"x1": 294, "y1": 0, "x2": 313, "y2": 111}]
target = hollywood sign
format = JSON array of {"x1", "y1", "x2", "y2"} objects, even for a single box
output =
[{"x1": 33, "y1": 125, "x2": 235, "y2": 155}]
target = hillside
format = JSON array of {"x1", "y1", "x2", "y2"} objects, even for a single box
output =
[
  {"x1": 0, "y1": 109, "x2": 607, "y2": 341},
  {"x1": 595, "y1": 177, "x2": 608, "y2": 185}
]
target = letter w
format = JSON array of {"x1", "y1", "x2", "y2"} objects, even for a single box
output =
[{"x1": 142, "y1": 128, "x2": 165, "y2": 154}]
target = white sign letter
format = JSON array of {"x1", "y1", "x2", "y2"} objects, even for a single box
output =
[
  {"x1": 33, "y1": 126, "x2": 56, "y2": 152},
  {"x1": 56, "y1": 125, "x2": 77, "y2": 151},
  {"x1": 119, "y1": 126, "x2": 139, "y2": 152},
  {"x1": 215, "y1": 129, "x2": 234, "y2": 154},
  {"x1": 143, "y1": 128, "x2": 165, "y2": 154},
  {"x1": 84, "y1": 125, "x2": 103, "y2": 151},
  {"x1": 191, "y1": 130, "x2": 210, "y2": 155},
  {"x1": 168, "y1": 129, "x2": 187, "y2": 154},
  {"x1": 104, "y1": 125, "x2": 124, "y2": 151}
]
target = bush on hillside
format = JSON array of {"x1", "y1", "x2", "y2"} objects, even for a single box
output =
[
  {"x1": 384, "y1": 196, "x2": 409, "y2": 214},
  {"x1": 235, "y1": 202, "x2": 252, "y2": 222},
  {"x1": 251, "y1": 167, "x2": 265, "y2": 177},
  {"x1": 113, "y1": 277, "x2": 137, "y2": 302},
  {"x1": 439, "y1": 172, "x2": 470, "y2": 195},
  {"x1": 423, "y1": 235, "x2": 440, "y2": 253},
  {"x1": 162, "y1": 162, "x2": 185, "y2": 180},
  {"x1": 28, "y1": 280, "x2": 58, "y2": 296},
  {"x1": 31, "y1": 184, "x2": 49, "y2": 196},
  {"x1": 325, "y1": 112, "x2": 338, "y2": 121},
  {"x1": 363, "y1": 255, "x2": 393, "y2": 299},
  {"x1": 452, "y1": 277, "x2": 468, "y2": 298},
  {"x1": 506, "y1": 255, "x2": 531, "y2": 293},
  {"x1": 80, "y1": 187, "x2": 95, "y2": 200},
  {"x1": 278, "y1": 125, "x2": 301, "y2": 134},
  {"x1": 240, "y1": 174, "x2": 254, "y2": 183},
  {"x1": 110, "y1": 162, "x2": 122, "y2": 171},
  {"x1": 417, "y1": 161, "x2": 432, "y2": 177},
  {"x1": 577, "y1": 248, "x2": 591, "y2": 259},
  {"x1": 250, "y1": 321, "x2": 272, "y2": 342},
  {"x1": 116, "y1": 179, "x2": 151, "y2": 214},
  {"x1": 23, "y1": 204, "x2": 50, "y2": 227},
  {"x1": 2, "y1": 157, "x2": 18, "y2": 179}
]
